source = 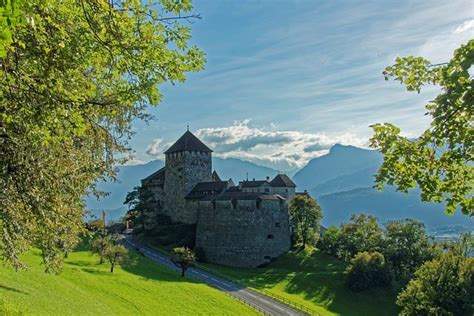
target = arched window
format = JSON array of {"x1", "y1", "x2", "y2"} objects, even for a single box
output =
[{"x1": 256, "y1": 198, "x2": 262, "y2": 209}]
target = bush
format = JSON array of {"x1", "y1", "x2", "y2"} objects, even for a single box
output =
[
  {"x1": 320, "y1": 226, "x2": 343, "y2": 257},
  {"x1": 383, "y1": 219, "x2": 439, "y2": 283},
  {"x1": 347, "y1": 251, "x2": 391, "y2": 291},
  {"x1": 397, "y1": 252, "x2": 474, "y2": 315}
]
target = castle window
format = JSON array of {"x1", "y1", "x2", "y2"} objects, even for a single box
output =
[
  {"x1": 264, "y1": 256, "x2": 271, "y2": 260},
  {"x1": 285, "y1": 189, "x2": 288, "y2": 192},
  {"x1": 265, "y1": 188, "x2": 269, "y2": 193},
  {"x1": 267, "y1": 234, "x2": 274, "y2": 239},
  {"x1": 212, "y1": 200, "x2": 216, "y2": 210},
  {"x1": 256, "y1": 198, "x2": 262, "y2": 209},
  {"x1": 275, "y1": 223, "x2": 280, "y2": 227}
]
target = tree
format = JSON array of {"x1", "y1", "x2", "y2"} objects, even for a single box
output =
[
  {"x1": 124, "y1": 186, "x2": 154, "y2": 234},
  {"x1": 289, "y1": 195, "x2": 323, "y2": 248},
  {"x1": 0, "y1": 0, "x2": 24, "y2": 57},
  {"x1": 346, "y1": 251, "x2": 391, "y2": 292},
  {"x1": 90, "y1": 230, "x2": 115, "y2": 265},
  {"x1": 0, "y1": 0, "x2": 205, "y2": 272},
  {"x1": 320, "y1": 226, "x2": 343, "y2": 257},
  {"x1": 104, "y1": 243, "x2": 128, "y2": 273},
  {"x1": 370, "y1": 40, "x2": 473, "y2": 216},
  {"x1": 396, "y1": 252, "x2": 474, "y2": 315},
  {"x1": 338, "y1": 214, "x2": 383, "y2": 261},
  {"x1": 171, "y1": 247, "x2": 196, "y2": 277},
  {"x1": 383, "y1": 219, "x2": 439, "y2": 282}
]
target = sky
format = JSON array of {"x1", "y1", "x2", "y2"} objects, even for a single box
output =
[{"x1": 128, "y1": 0, "x2": 474, "y2": 171}]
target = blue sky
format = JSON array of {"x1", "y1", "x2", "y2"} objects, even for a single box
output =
[{"x1": 129, "y1": 0, "x2": 473, "y2": 171}]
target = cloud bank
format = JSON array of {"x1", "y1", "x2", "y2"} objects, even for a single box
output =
[{"x1": 194, "y1": 120, "x2": 368, "y2": 170}]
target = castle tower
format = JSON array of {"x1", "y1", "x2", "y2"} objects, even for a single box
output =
[{"x1": 163, "y1": 130, "x2": 213, "y2": 224}]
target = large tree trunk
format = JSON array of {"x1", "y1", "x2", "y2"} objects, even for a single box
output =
[{"x1": 110, "y1": 264, "x2": 114, "y2": 273}]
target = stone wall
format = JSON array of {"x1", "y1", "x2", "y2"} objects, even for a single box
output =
[
  {"x1": 195, "y1": 198, "x2": 291, "y2": 268},
  {"x1": 270, "y1": 187, "x2": 296, "y2": 199},
  {"x1": 164, "y1": 151, "x2": 212, "y2": 224}
]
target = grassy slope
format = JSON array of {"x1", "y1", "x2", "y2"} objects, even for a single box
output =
[
  {"x1": 202, "y1": 247, "x2": 399, "y2": 316},
  {"x1": 0, "y1": 248, "x2": 256, "y2": 315}
]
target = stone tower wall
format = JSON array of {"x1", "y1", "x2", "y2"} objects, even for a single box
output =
[
  {"x1": 195, "y1": 198, "x2": 291, "y2": 268},
  {"x1": 164, "y1": 151, "x2": 212, "y2": 224}
]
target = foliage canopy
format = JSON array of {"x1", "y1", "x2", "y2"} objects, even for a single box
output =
[
  {"x1": 0, "y1": 0, "x2": 205, "y2": 272},
  {"x1": 370, "y1": 40, "x2": 473, "y2": 216},
  {"x1": 289, "y1": 194, "x2": 323, "y2": 247}
]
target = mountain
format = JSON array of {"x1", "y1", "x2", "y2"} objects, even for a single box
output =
[
  {"x1": 294, "y1": 144, "x2": 472, "y2": 232},
  {"x1": 213, "y1": 157, "x2": 279, "y2": 182},
  {"x1": 85, "y1": 159, "x2": 164, "y2": 211},
  {"x1": 85, "y1": 157, "x2": 279, "y2": 218},
  {"x1": 293, "y1": 144, "x2": 383, "y2": 191},
  {"x1": 318, "y1": 186, "x2": 474, "y2": 233},
  {"x1": 310, "y1": 167, "x2": 378, "y2": 197}
]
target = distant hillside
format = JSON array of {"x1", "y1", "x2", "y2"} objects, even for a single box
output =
[
  {"x1": 85, "y1": 157, "x2": 279, "y2": 216},
  {"x1": 213, "y1": 157, "x2": 279, "y2": 182},
  {"x1": 293, "y1": 144, "x2": 382, "y2": 190},
  {"x1": 310, "y1": 167, "x2": 378, "y2": 197},
  {"x1": 318, "y1": 186, "x2": 474, "y2": 232}
]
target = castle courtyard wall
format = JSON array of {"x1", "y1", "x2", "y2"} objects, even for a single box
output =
[{"x1": 195, "y1": 198, "x2": 291, "y2": 268}]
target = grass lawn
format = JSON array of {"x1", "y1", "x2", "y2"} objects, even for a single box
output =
[
  {"x1": 0, "y1": 247, "x2": 257, "y2": 315},
  {"x1": 201, "y1": 247, "x2": 399, "y2": 316}
]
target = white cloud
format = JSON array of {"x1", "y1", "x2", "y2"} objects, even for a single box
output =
[
  {"x1": 454, "y1": 19, "x2": 474, "y2": 34},
  {"x1": 146, "y1": 138, "x2": 165, "y2": 157},
  {"x1": 195, "y1": 120, "x2": 368, "y2": 170}
]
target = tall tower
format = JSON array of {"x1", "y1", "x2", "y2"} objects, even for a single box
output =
[{"x1": 163, "y1": 130, "x2": 213, "y2": 224}]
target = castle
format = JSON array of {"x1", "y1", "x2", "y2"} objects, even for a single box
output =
[{"x1": 140, "y1": 130, "x2": 297, "y2": 268}]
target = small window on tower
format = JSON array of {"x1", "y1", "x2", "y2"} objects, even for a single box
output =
[
  {"x1": 275, "y1": 223, "x2": 280, "y2": 227},
  {"x1": 264, "y1": 256, "x2": 271, "y2": 260},
  {"x1": 267, "y1": 234, "x2": 274, "y2": 239}
]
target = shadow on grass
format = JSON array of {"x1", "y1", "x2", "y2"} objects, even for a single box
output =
[
  {"x1": 206, "y1": 247, "x2": 399, "y2": 316},
  {"x1": 0, "y1": 284, "x2": 29, "y2": 295}
]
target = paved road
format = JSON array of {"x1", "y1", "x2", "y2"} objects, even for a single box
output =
[{"x1": 122, "y1": 238, "x2": 306, "y2": 316}]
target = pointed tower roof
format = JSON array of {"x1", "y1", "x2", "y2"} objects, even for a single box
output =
[
  {"x1": 212, "y1": 170, "x2": 221, "y2": 182},
  {"x1": 164, "y1": 130, "x2": 213, "y2": 154},
  {"x1": 270, "y1": 174, "x2": 296, "y2": 188}
]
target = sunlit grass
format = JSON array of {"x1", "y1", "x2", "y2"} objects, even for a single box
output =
[
  {"x1": 202, "y1": 246, "x2": 399, "y2": 316},
  {"x1": 0, "y1": 247, "x2": 256, "y2": 315}
]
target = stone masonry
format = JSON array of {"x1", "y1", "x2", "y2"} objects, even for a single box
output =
[{"x1": 141, "y1": 130, "x2": 297, "y2": 268}]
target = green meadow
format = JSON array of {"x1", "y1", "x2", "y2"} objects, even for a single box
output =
[
  {"x1": 201, "y1": 247, "x2": 399, "y2": 316},
  {"x1": 0, "y1": 248, "x2": 256, "y2": 315}
]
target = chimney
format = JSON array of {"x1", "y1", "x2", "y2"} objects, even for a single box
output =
[{"x1": 253, "y1": 178, "x2": 255, "y2": 181}]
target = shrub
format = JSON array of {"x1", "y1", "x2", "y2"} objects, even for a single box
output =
[
  {"x1": 397, "y1": 248, "x2": 474, "y2": 315},
  {"x1": 320, "y1": 226, "x2": 343, "y2": 257},
  {"x1": 383, "y1": 219, "x2": 440, "y2": 283},
  {"x1": 347, "y1": 251, "x2": 391, "y2": 291}
]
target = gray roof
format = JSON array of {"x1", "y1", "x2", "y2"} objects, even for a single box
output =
[
  {"x1": 270, "y1": 174, "x2": 296, "y2": 188},
  {"x1": 186, "y1": 181, "x2": 228, "y2": 200},
  {"x1": 212, "y1": 170, "x2": 221, "y2": 182},
  {"x1": 141, "y1": 167, "x2": 166, "y2": 185},
  {"x1": 164, "y1": 130, "x2": 213, "y2": 154},
  {"x1": 202, "y1": 191, "x2": 285, "y2": 201},
  {"x1": 240, "y1": 180, "x2": 270, "y2": 188}
]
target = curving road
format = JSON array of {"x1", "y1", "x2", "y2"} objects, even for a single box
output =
[{"x1": 122, "y1": 237, "x2": 306, "y2": 316}]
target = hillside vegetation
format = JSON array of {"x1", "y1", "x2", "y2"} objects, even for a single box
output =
[
  {"x1": 0, "y1": 248, "x2": 255, "y2": 315},
  {"x1": 202, "y1": 247, "x2": 399, "y2": 316}
]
